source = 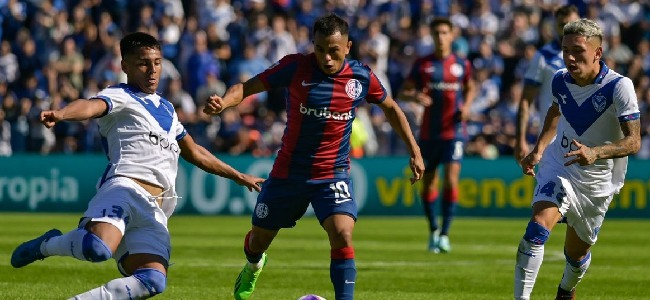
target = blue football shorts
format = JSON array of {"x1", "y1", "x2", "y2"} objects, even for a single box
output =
[
  {"x1": 251, "y1": 177, "x2": 358, "y2": 230},
  {"x1": 419, "y1": 138, "x2": 465, "y2": 171}
]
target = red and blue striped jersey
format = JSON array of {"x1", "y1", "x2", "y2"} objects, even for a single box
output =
[
  {"x1": 408, "y1": 53, "x2": 471, "y2": 141},
  {"x1": 257, "y1": 53, "x2": 387, "y2": 180}
]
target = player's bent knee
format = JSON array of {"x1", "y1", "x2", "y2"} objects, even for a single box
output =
[
  {"x1": 523, "y1": 221, "x2": 550, "y2": 245},
  {"x1": 82, "y1": 232, "x2": 112, "y2": 262},
  {"x1": 133, "y1": 268, "x2": 167, "y2": 296}
]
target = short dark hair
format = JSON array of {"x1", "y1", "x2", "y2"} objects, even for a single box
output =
[
  {"x1": 430, "y1": 17, "x2": 453, "y2": 31},
  {"x1": 313, "y1": 14, "x2": 349, "y2": 36},
  {"x1": 120, "y1": 32, "x2": 161, "y2": 58},
  {"x1": 554, "y1": 5, "x2": 579, "y2": 18}
]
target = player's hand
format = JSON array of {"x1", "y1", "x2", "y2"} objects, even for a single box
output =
[
  {"x1": 409, "y1": 153, "x2": 425, "y2": 184},
  {"x1": 40, "y1": 110, "x2": 62, "y2": 128},
  {"x1": 416, "y1": 88, "x2": 432, "y2": 107},
  {"x1": 203, "y1": 94, "x2": 226, "y2": 115},
  {"x1": 521, "y1": 151, "x2": 542, "y2": 177},
  {"x1": 564, "y1": 139, "x2": 597, "y2": 166},
  {"x1": 514, "y1": 141, "x2": 529, "y2": 166},
  {"x1": 236, "y1": 173, "x2": 265, "y2": 192}
]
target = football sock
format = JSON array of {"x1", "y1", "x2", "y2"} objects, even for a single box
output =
[
  {"x1": 559, "y1": 251, "x2": 591, "y2": 292},
  {"x1": 69, "y1": 268, "x2": 166, "y2": 299},
  {"x1": 41, "y1": 228, "x2": 112, "y2": 262},
  {"x1": 440, "y1": 188, "x2": 458, "y2": 236},
  {"x1": 243, "y1": 230, "x2": 264, "y2": 270},
  {"x1": 422, "y1": 190, "x2": 439, "y2": 233},
  {"x1": 330, "y1": 247, "x2": 355, "y2": 300},
  {"x1": 514, "y1": 222, "x2": 550, "y2": 300}
]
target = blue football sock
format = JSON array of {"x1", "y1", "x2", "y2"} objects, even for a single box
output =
[
  {"x1": 330, "y1": 259, "x2": 355, "y2": 300},
  {"x1": 423, "y1": 201, "x2": 438, "y2": 233},
  {"x1": 440, "y1": 201, "x2": 457, "y2": 236}
]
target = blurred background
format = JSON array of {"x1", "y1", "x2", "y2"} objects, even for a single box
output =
[{"x1": 0, "y1": 0, "x2": 648, "y2": 217}]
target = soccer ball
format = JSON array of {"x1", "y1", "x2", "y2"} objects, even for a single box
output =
[{"x1": 297, "y1": 295, "x2": 326, "y2": 300}]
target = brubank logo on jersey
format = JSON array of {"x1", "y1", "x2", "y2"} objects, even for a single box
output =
[
  {"x1": 428, "y1": 82, "x2": 461, "y2": 91},
  {"x1": 299, "y1": 103, "x2": 353, "y2": 120}
]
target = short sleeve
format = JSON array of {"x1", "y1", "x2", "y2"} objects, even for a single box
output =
[
  {"x1": 89, "y1": 86, "x2": 129, "y2": 116},
  {"x1": 174, "y1": 114, "x2": 187, "y2": 140},
  {"x1": 366, "y1": 68, "x2": 388, "y2": 104},
  {"x1": 614, "y1": 77, "x2": 640, "y2": 122}
]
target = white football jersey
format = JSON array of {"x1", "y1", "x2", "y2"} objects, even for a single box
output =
[
  {"x1": 90, "y1": 83, "x2": 187, "y2": 193},
  {"x1": 543, "y1": 63, "x2": 640, "y2": 197},
  {"x1": 524, "y1": 41, "x2": 565, "y2": 123}
]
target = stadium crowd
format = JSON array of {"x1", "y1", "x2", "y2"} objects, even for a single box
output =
[{"x1": 1, "y1": 0, "x2": 650, "y2": 159}]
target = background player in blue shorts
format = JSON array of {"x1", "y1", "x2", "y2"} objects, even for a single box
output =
[
  {"x1": 399, "y1": 18, "x2": 476, "y2": 253},
  {"x1": 10, "y1": 32, "x2": 264, "y2": 299},
  {"x1": 203, "y1": 14, "x2": 424, "y2": 300}
]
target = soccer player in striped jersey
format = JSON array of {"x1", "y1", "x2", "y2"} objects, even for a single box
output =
[
  {"x1": 10, "y1": 32, "x2": 264, "y2": 299},
  {"x1": 515, "y1": 5, "x2": 580, "y2": 163},
  {"x1": 515, "y1": 19, "x2": 641, "y2": 300},
  {"x1": 399, "y1": 17, "x2": 476, "y2": 253},
  {"x1": 203, "y1": 14, "x2": 424, "y2": 300}
]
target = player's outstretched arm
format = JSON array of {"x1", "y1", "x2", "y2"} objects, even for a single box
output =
[
  {"x1": 178, "y1": 134, "x2": 264, "y2": 192},
  {"x1": 40, "y1": 99, "x2": 108, "y2": 128},
  {"x1": 377, "y1": 97, "x2": 424, "y2": 184},
  {"x1": 203, "y1": 77, "x2": 266, "y2": 115},
  {"x1": 514, "y1": 84, "x2": 541, "y2": 163}
]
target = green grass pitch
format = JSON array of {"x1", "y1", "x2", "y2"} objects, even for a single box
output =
[{"x1": 0, "y1": 213, "x2": 648, "y2": 300}]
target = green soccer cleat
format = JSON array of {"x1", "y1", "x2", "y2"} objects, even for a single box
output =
[
  {"x1": 438, "y1": 235, "x2": 451, "y2": 253},
  {"x1": 234, "y1": 253, "x2": 267, "y2": 300},
  {"x1": 428, "y1": 232, "x2": 440, "y2": 253}
]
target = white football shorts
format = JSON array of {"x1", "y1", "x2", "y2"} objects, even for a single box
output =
[
  {"x1": 533, "y1": 166, "x2": 614, "y2": 245},
  {"x1": 79, "y1": 176, "x2": 177, "y2": 264}
]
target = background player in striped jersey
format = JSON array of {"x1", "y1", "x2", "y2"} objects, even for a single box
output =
[
  {"x1": 515, "y1": 5, "x2": 580, "y2": 164},
  {"x1": 204, "y1": 14, "x2": 424, "y2": 300},
  {"x1": 399, "y1": 18, "x2": 476, "y2": 253},
  {"x1": 515, "y1": 19, "x2": 641, "y2": 300},
  {"x1": 10, "y1": 32, "x2": 264, "y2": 299}
]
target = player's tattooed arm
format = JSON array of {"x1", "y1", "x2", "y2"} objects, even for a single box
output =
[
  {"x1": 594, "y1": 119, "x2": 641, "y2": 159},
  {"x1": 564, "y1": 119, "x2": 641, "y2": 166}
]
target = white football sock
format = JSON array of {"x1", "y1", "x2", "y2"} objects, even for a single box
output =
[
  {"x1": 41, "y1": 228, "x2": 89, "y2": 260},
  {"x1": 559, "y1": 252, "x2": 591, "y2": 292},
  {"x1": 68, "y1": 276, "x2": 150, "y2": 300},
  {"x1": 514, "y1": 238, "x2": 545, "y2": 300}
]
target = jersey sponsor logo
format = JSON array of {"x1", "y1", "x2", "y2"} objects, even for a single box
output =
[
  {"x1": 299, "y1": 103, "x2": 353, "y2": 120},
  {"x1": 450, "y1": 63, "x2": 464, "y2": 78},
  {"x1": 255, "y1": 203, "x2": 269, "y2": 218},
  {"x1": 148, "y1": 131, "x2": 179, "y2": 153},
  {"x1": 345, "y1": 79, "x2": 362, "y2": 99},
  {"x1": 301, "y1": 80, "x2": 318, "y2": 87},
  {"x1": 558, "y1": 93, "x2": 568, "y2": 104},
  {"x1": 591, "y1": 93, "x2": 607, "y2": 113},
  {"x1": 428, "y1": 82, "x2": 461, "y2": 91}
]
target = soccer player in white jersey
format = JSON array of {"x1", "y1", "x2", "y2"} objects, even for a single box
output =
[
  {"x1": 514, "y1": 19, "x2": 641, "y2": 300},
  {"x1": 514, "y1": 5, "x2": 580, "y2": 163},
  {"x1": 10, "y1": 32, "x2": 265, "y2": 299}
]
